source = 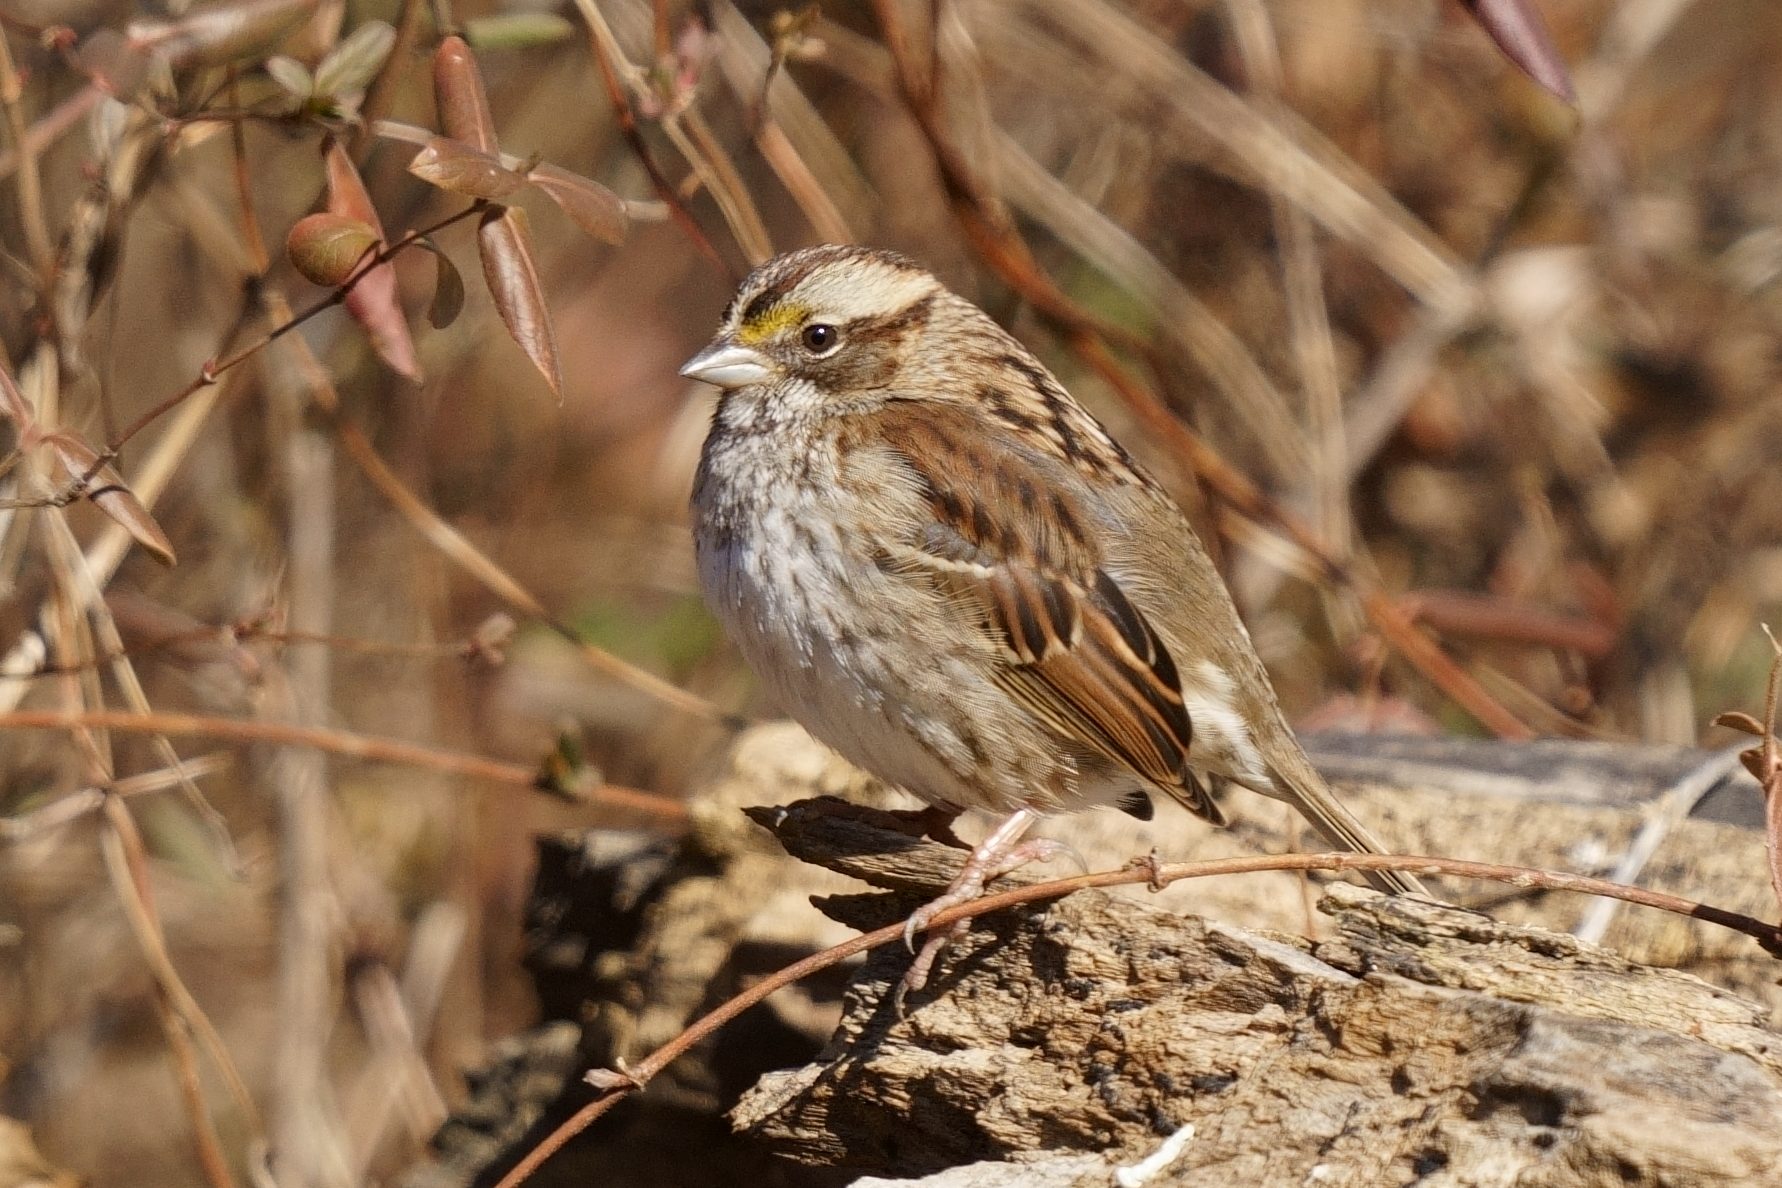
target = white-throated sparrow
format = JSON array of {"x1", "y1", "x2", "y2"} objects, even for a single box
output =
[{"x1": 683, "y1": 245, "x2": 1423, "y2": 992}]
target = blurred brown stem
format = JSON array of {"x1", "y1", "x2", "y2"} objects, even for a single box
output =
[
  {"x1": 0, "y1": 27, "x2": 55, "y2": 281},
  {"x1": 1399, "y1": 590, "x2": 1615, "y2": 659},
  {"x1": 571, "y1": 0, "x2": 734, "y2": 278},
  {"x1": 99, "y1": 802, "x2": 242, "y2": 1188},
  {"x1": 320, "y1": 405, "x2": 726, "y2": 722},
  {"x1": 0, "y1": 755, "x2": 231, "y2": 840},
  {"x1": 0, "y1": 83, "x2": 99, "y2": 183},
  {"x1": 0, "y1": 708, "x2": 687, "y2": 818}
]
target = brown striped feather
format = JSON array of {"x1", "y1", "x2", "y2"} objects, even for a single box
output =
[{"x1": 868, "y1": 404, "x2": 1218, "y2": 817}]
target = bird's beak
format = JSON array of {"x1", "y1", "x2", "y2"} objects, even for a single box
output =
[{"x1": 680, "y1": 338, "x2": 772, "y2": 389}]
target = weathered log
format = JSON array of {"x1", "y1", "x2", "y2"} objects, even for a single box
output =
[
  {"x1": 733, "y1": 800, "x2": 1782, "y2": 1187},
  {"x1": 412, "y1": 723, "x2": 1782, "y2": 1187}
]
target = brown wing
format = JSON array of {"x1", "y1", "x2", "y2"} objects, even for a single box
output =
[{"x1": 872, "y1": 406, "x2": 1218, "y2": 819}]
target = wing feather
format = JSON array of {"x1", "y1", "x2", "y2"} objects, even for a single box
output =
[{"x1": 870, "y1": 405, "x2": 1214, "y2": 816}]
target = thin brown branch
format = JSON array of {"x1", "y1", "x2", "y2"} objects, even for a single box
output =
[
  {"x1": 320, "y1": 406, "x2": 726, "y2": 723},
  {"x1": 667, "y1": 104, "x2": 773, "y2": 265},
  {"x1": 226, "y1": 70, "x2": 271, "y2": 273},
  {"x1": 571, "y1": 0, "x2": 734, "y2": 279},
  {"x1": 0, "y1": 754, "x2": 231, "y2": 841},
  {"x1": 40, "y1": 506, "x2": 242, "y2": 871},
  {"x1": 1399, "y1": 589, "x2": 1616, "y2": 659},
  {"x1": 495, "y1": 847, "x2": 1782, "y2": 1187},
  {"x1": 0, "y1": 709, "x2": 687, "y2": 819},
  {"x1": 752, "y1": 114, "x2": 853, "y2": 244},
  {"x1": 0, "y1": 82, "x2": 99, "y2": 183},
  {"x1": 99, "y1": 798, "x2": 244, "y2": 1188},
  {"x1": 650, "y1": 0, "x2": 672, "y2": 61},
  {"x1": 0, "y1": 27, "x2": 55, "y2": 279},
  {"x1": 358, "y1": 0, "x2": 425, "y2": 139},
  {"x1": 106, "y1": 203, "x2": 488, "y2": 457},
  {"x1": 8, "y1": 622, "x2": 492, "y2": 676}
]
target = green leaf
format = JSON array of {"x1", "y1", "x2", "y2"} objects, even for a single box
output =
[
  {"x1": 314, "y1": 20, "x2": 396, "y2": 98},
  {"x1": 264, "y1": 54, "x2": 313, "y2": 99},
  {"x1": 462, "y1": 13, "x2": 575, "y2": 50}
]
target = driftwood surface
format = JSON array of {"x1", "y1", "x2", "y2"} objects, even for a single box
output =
[
  {"x1": 734, "y1": 798, "x2": 1782, "y2": 1186},
  {"x1": 409, "y1": 723, "x2": 1782, "y2": 1188}
]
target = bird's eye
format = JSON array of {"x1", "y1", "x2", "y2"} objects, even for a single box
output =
[{"x1": 800, "y1": 323, "x2": 839, "y2": 354}]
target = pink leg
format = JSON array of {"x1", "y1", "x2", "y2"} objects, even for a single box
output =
[{"x1": 899, "y1": 808, "x2": 1066, "y2": 997}]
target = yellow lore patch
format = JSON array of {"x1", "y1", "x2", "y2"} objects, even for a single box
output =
[{"x1": 735, "y1": 303, "x2": 811, "y2": 345}]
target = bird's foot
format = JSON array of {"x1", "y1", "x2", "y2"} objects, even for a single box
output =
[{"x1": 896, "y1": 809, "x2": 1065, "y2": 1000}]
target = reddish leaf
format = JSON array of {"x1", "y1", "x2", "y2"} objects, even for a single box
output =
[
  {"x1": 408, "y1": 137, "x2": 528, "y2": 201},
  {"x1": 433, "y1": 35, "x2": 498, "y2": 154},
  {"x1": 344, "y1": 259, "x2": 422, "y2": 381},
  {"x1": 324, "y1": 140, "x2": 421, "y2": 380},
  {"x1": 527, "y1": 163, "x2": 628, "y2": 244},
  {"x1": 1459, "y1": 0, "x2": 1575, "y2": 104},
  {"x1": 412, "y1": 237, "x2": 466, "y2": 329},
  {"x1": 286, "y1": 212, "x2": 379, "y2": 285},
  {"x1": 478, "y1": 206, "x2": 562, "y2": 399},
  {"x1": 324, "y1": 138, "x2": 384, "y2": 231},
  {"x1": 46, "y1": 434, "x2": 177, "y2": 567},
  {"x1": 126, "y1": 0, "x2": 316, "y2": 70}
]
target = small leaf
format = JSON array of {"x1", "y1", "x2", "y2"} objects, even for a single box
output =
[
  {"x1": 408, "y1": 136, "x2": 527, "y2": 201},
  {"x1": 313, "y1": 20, "x2": 396, "y2": 99},
  {"x1": 415, "y1": 238, "x2": 465, "y2": 329},
  {"x1": 125, "y1": 0, "x2": 315, "y2": 70},
  {"x1": 76, "y1": 28, "x2": 151, "y2": 98},
  {"x1": 527, "y1": 163, "x2": 628, "y2": 244},
  {"x1": 1459, "y1": 0, "x2": 1576, "y2": 104},
  {"x1": 462, "y1": 13, "x2": 576, "y2": 50},
  {"x1": 465, "y1": 612, "x2": 517, "y2": 666},
  {"x1": 478, "y1": 206, "x2": 563, "y2": 399},
  {"x1": 323, "y1": 138, "x2": 384, "y2": 230},
  {"x1": 46, "y1": 434, "x2": 176, "y2": 566},
  {"x1": 325, "y1": 140, "x2": 421, "y2": 380},
  {"x1": 432, "y1": 35, "x2": 498, "y2": 153},
  {"x1": 584, "y1": 1066, "x2": 644, "y2": 1092},
  {"x1": 286, "y1": 212, "x2": 379, "y2": 285},
  {"x1": 265, "y1": 54, "x2": 313, "y2": 99},
  {"x1": 1717, "y1": 712, "x2": 1769, "y2": 738}
]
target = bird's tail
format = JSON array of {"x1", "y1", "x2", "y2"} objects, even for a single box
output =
[{"x1": 1266, "y1": 748, "x2": 1427, "y2": 897}]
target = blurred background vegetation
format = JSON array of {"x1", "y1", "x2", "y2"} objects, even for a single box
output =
[{"x1": 1, "y1": 0, "x2": 1780, "y2": 1184}]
